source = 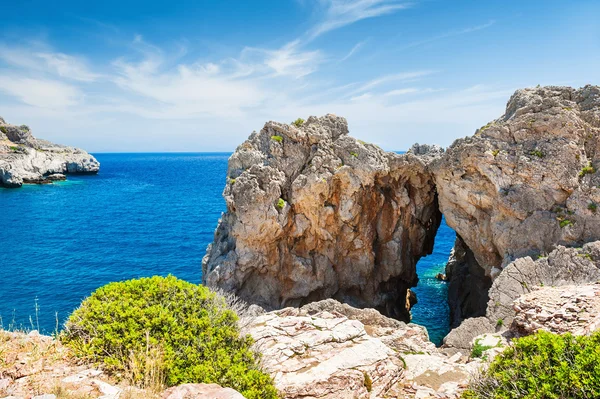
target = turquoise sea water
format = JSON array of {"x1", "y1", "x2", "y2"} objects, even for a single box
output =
[{"x1": 0, "y1": 153, "x2": 452, "y2": 344}]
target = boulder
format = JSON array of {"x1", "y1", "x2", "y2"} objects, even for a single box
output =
[{"x1": 203, "y1": 114, "x2": 441, "y2": 320}]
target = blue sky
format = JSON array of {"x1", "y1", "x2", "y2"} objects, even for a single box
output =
[{"x1": 0, "y1": 0, "x2": 598, "y2": 152}]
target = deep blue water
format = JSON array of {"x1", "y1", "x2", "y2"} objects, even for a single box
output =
[{"x1": 0, "y1": 153, "x2": 453, "y2": 344}]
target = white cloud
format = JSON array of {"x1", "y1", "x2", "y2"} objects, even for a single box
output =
[
  {"x1": 0, "y1": 76, "x2": 82, "y2": 109},
  {"x1": 399, "y1": 20, "x2": 496, "y2": 50},
  {"x1": 345, "y1": 70, "x2": 436, "y2": 97},
  {"x1": 308, "y1": 0, "x2": 412, "y2": 41},
  {"x1": 243, "y1": 41, "x2": 324, "y2": 78},
  {"x1": 340, "y1": 40, "x2": 367, "y2": 62},
  {"x1": 36, "y1": 53, "x2": 99, "y2": 82},
  {"x1": 0, "y1": 45, "x2": 99, "y2": 82},
  {"x1": 384, "y1": 87, "x2": 420, "y2": 96}
]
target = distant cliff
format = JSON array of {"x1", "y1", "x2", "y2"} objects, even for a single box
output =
[{"x1": 0, "y1": 117, "x2": 99, "y2": 188}]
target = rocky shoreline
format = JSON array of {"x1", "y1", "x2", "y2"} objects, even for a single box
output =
[{"x1": 0, "y1": 117, "x2": 100, "y2": 188}]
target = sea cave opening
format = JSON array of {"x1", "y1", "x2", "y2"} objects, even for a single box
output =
[{"x1": 410, "y1": 216, "x2": 456, "y2": 346}]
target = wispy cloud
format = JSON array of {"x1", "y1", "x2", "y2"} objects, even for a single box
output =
[
  {"x1": 345, "y1": 70, "x2": 436, "y2": 97},
  {"x1": 0, "y1": 45, "x2": 99, "y2": 82},
  {"x1": 307, "y1": 0, "x2": 412, "y2": 41},
  {"x1": 243, "y1": 40, "x2": 324, "y2": 78},
  {"x1": 399, "y1": 20, "x2": 496, "y2": 50},
  {"x1": 340, "y1": 40, "x2": 367, "y2": 62},
  {"x1": 0, "y1": 76, "x2": 82, "y2": 109}
]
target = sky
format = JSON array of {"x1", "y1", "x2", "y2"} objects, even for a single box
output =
[{"x1": 0, "y1": 0, "x2": 598, "y2": 152}]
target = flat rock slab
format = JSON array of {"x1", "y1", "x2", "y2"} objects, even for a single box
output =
[{"x1": 162, "y1": 383, "x2": 245, "y2": 399}]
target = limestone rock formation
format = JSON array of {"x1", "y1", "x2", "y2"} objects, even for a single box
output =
[
  {"x1": 203, "y1": 114, "x2": 441, "y2": 320},
  {"x1": 444, "y1": 241, "x2": 600, "y2": 346},
  {"x1": 433, "y1": 85, "x2": 600, "y2": 324},
  {"x1": 487, "y1": 241, "x2": 600, "y2": 329},
  {"x1": 247, "y1": 305, "x2": 406, "y2": 398},
  {"x1": 512, "y1": 283, "x2": 600, "y2": 336},
  {"x1": 245, "y1": 299, "x2": 481, "y2": 399},
  {"x1": 0, "y1": 118, "x2": 99, "y2": 188}
]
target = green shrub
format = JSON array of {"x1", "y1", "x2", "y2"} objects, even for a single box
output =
[
  {"x1": 496, "y1": 319, "x2": 504, "y2": 328},
  {"x1": 0, "y1": 126, "x2": 6, "y2": 134},
  {"x1": 271, "y1": 135, "x2": 283, "y2": 143},
  {"x1": 291, "y1": 118, "x2": 305, "y2": 127},
  {"x1": 464, "y1": 330, "x2": 600, "y2": 399},
  {"x1": 529, "y1": 149, "x2": 544, "y2": 158},
  {"x1": 350, "y1": 151, "x2": 358, "y2": 158},
  {"x1": 471, "y1": 338, "x2": 493, "y2": 359},
  {"x1": 559, "y1": 219, "x2": 573, "y2": 228},
  {"x1": 579, "y1": 162, "x2": 595, "y2": 178},
  {"x1": 491, "y1": 149, "x2": 500, "y2": 157},
  {"x1": 276, "y1": 198, "x2": 286, "y2": 209},
  {"x1": 589, "y1": 202, "x2": 598, "y2": 213},
  {"x1": 62, "y1": 276, "x2": 278, "y2": 399}
]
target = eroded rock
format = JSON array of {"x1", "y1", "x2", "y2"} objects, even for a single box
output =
[
  {"x1": 433, "y1": 85, "x2": 600, "y2": 324},
  {"x1": 203, "y1": 114, "x2": 441, "y2": 320},
  {"x1": 247, "y1": 304, "x2": 406, "y2": 398},
  {"x1": 512, "y1": 283, "x2": 600, "y2": 336}
]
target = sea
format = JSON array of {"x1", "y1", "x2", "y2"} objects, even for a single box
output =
[{"x1": 0, "y1": 153, "x2": 453, "y2": 345}]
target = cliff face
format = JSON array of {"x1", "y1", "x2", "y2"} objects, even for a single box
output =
[
  {"x1": 204, "y1": 85, "x2": 600, "y2": 337},
  {"x1": 433, "y1": 85, "x2": 600, "y2": 324},
  {"x1": 0, "y1": 117, "x2": 100, "y2": 187},
  {"x1": 203, "y1": 115, "x2": 441, "y2": 320}
]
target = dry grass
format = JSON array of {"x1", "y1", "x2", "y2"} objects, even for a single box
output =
[{"x1": 122, "y1": 333, "x2": 167, "y2": 394}]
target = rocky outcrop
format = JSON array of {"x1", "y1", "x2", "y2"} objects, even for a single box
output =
[
  {"x1": 433, "y1": 85, "x2": 600, "y2": 324},
  {"x1": 203, "y1": 114, "x2": 441, "y2": 320},
  {"x1": 443, "y1": 241, "x2": 600, "y2": 347},
  {"x1": 512, "y1": 283, "x2": 600, "y2": 336},
  {"x1": 245, "y1": 299, "x2": 484, "y2": 399},
  {"x1": 0, "y1": 118, "x2": 99, "y2": 188},
  {"x1": 487, "y1": 241, "x2": 600, "y2": 329}
]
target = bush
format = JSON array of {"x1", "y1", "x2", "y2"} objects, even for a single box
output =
[
  {"x1": 271, "y1": 135, "x2": 283, "y2": 143},
  {"x1": 62, "y1": 276, "x2": 278, "y2": 399},
  {"x1": 579, "y1": 162, "x2": 595, "y2": 178},
  {"x1": 0, "y1": 126, "x2": 6, "y2": 134},
  {"x1": 291, "y1": 118, "x2": 304, "y2": 127},
  {"x1": 529, "y1": 149, "x2": 544, "y2": 158},
  {"x1": 471, "y1": 338, "x2": 493, "y2": 359},
  {"x1": 464, "y1": 330, "x2": 600, "y2": 399},
  {"x1": 276, "y1": 198, "x2": 286, "y2": 209}
]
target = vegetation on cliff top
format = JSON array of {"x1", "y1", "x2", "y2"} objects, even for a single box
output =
[
  {"x1": 62, "y1": 275, "x2": 278, "y2": 399},
  {"x1": 464, "y1": 330, "x2": 600, "y2": 399}
]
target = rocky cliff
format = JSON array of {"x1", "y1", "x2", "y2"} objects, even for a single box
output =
[
  {"x1": 204, "y1": 85, "x2": 600, "y2": 341},
  {"x1": 203, "y1": 114, "x2": 441, "y2": 320},
  {"x1": 0, "y1": 117, "x2": 100, "y2": 187},
  {"x1": 433, "y1": 85, "x2": 600, "y2": 325}
]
